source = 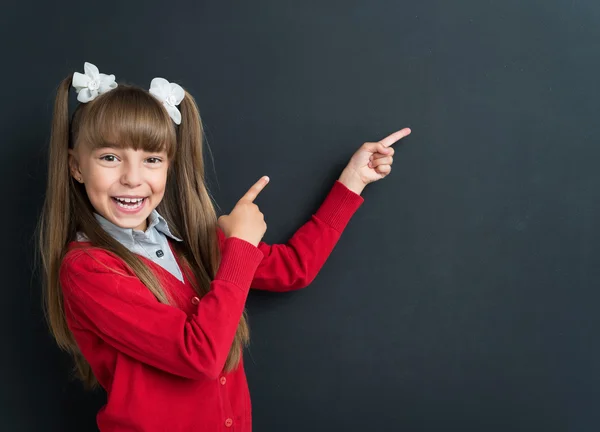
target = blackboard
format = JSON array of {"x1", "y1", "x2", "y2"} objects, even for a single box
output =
[{"x1": 3, "y1": 1, "x2": 599, "y2": 430}]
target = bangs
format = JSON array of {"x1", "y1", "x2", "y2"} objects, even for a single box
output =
[{"x1": 73, "y1": 85, "x2": 176, "y2": 159}]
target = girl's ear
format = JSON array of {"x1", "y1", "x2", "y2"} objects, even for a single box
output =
[{"x1": 68, "y1": 149, "x2": 84, "y2": 183}]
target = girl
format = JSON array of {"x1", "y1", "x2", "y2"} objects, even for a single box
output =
[{"x1": 38, "y1": 61, "x2": 410, "y2": 432}]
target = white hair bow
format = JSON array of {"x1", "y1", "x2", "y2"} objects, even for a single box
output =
[
  {"x1": 72, "y1": 62, "x2": 117, "y2": 103},
  {"x1": 149, "y1": 77, "x2": 185, "y2": 125}
]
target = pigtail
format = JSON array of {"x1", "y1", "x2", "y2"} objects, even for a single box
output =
[
  {"x1": 171, "y1": 92, "x2": 212, "y2": 270},
  {"x1": 38, "y1": 75, "x2": 97, "y2": 388},
  {"x1": 39, "y1": 74, "x2": 73, "y2": 339},
  {"x1": 160, "y1": 91, "x2": 250, "y2": 373}
]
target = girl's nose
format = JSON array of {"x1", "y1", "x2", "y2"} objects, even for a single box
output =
[{"x1": 120, "y1": 166, "x2": 143, "y2": 187}]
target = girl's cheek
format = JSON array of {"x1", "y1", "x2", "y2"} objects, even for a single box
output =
[{"x1": 155, "y1": 173, "x2": 169, "y2": 191}]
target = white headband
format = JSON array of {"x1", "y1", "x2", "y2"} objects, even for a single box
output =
[{"x1": 71, "y1": 61, "x2": 185, "y2": 125}]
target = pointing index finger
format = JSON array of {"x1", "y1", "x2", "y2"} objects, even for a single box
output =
[
  {"x1": 379, "y1": 128, "x2": 411, "y2": 147},
  {"x1": 239, "y1": 176, "x2": 270, "y2": 203}
]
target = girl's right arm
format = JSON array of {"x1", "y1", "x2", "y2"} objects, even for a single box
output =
[
  {"x1": 217, "y1": 180, "x2": 364, "y2": 292},
  {"x1": 59, "y1": 236, "x2": 264, "y2": 381}
]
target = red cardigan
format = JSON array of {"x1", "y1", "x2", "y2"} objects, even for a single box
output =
[{"x1": 59, "y1": 180, "x2": 364, "y2": 431}]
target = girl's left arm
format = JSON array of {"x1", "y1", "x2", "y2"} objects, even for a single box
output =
[
  {"x1": 217, "y1": 180, "x2": 364, "y2": 292},
  {"x1": 216, "y1": 127, "x2": 410, "y2": 292}
]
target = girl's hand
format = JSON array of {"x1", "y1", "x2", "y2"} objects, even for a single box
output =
[
  {"x1": 338, "y1": 128, "x2": 411, "y2": 195},
  {"x1": 218, "y1": 176, "x2": 270, "y2": 247}
]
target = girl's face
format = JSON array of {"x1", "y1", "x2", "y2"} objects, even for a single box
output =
[{"x1": 68, "y1": 144, "x2": 169, "y2": 232}]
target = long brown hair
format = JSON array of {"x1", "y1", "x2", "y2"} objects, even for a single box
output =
[{"x1": 36, "y1": 75, "x2": 249, "y2": 389}]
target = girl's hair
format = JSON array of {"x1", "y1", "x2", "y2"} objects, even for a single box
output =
[{"x1": 37, "y1": 75, "x2": 249, "y2": 389}]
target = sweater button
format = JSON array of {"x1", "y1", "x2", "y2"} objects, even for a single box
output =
[
  {"x1": 156, "y1": 249, "x2": 164, "y2": 257},
  {"x1": 191, "y1": 296, "x2": 200, "y2": 305},
  {"x1": 225, "y1": 418, "x2": 233, "y2": 427},
  {"x1": 220, "y1": 376, "x2": 227, "y2": 385}
]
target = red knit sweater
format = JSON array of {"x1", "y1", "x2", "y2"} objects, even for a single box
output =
[{"x1": 59, "y1": 180, "x2": 364, "y2": 431}]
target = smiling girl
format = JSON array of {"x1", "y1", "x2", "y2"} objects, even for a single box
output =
[{"x1": 38, "y1": 61, "x2": 410, "y2": 431}]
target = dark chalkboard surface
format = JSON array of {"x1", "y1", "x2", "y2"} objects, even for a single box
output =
[{"x1": 3, "y1": 1, "x2": 599, "y2": 431}]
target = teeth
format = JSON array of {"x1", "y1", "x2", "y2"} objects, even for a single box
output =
[
  {"x1": 113, "y1": 197, "x2": 145, "y2": 210},
  {"x1": 115, "y1": 198, "x2": 144, "y2": 209},
  {"x1": 115, "y1": 197, "x2": 143, "y2": 203}
]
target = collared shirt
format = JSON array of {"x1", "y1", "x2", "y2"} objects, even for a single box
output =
[{"x1": 76, "y1": 210, "x2": 185, "y2": 283}]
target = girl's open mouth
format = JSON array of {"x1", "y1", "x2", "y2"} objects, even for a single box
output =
[{"x1": 111, "y1": 197, "x2": 147, "y2": 213}]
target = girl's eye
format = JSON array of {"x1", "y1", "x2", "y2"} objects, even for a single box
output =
[
  {"x1": 146, "y1": 157, "x2": 162, "y2": 164},
  {"x1": 100, "y1": 155, "x2": 118, "y2": 162}
]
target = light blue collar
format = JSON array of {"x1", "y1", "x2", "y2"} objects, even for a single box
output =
[{"x1": 93, "y1": 209, "x2": 183, "y2": 245}]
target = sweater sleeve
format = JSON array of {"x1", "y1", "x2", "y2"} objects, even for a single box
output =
[
  {"x1": 59, "y1": 236, "x2": 264, "y2": 381},
  {"x1": 217, "y1": 180, "x2": 364, "y2": 292}
]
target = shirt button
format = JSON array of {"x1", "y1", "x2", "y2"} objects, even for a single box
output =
[
  {"x1": 191, "y1": 296, "x2": 200, "y2": 305},
  {"x1": 156, "y1": 249, "x2": 164, "y2": 257},
  {"x1": 225, "y1": 418, "x2": 233, "y2": 427},
  {"x1": 220, "y1": 376, "x2": 227, "y2": 385}
]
